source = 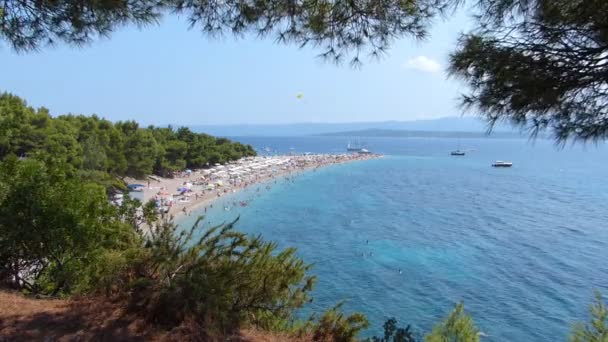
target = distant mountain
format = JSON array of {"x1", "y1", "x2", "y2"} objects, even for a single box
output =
[
  {"x1": 319, "y1": 128, "x2": 525, "y2": 139},
  {"x1": 188, "y1": 116, "x2": 515, "y2": 137}
]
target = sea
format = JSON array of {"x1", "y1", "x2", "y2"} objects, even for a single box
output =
[{"x1": 177, "y1": 136, "x2": 608, "y2": 341}]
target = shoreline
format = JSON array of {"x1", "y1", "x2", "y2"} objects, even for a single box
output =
[{"x1": 127, "y1": 153, "x2": 381, "y2": 220}]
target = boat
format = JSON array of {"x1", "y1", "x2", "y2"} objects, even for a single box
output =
[
  {"x1": 450, "y1": 138, "x2": 465, "y2": 156},
  {"x1": 347, "y1": 138, "x2": 364, "y2": 152},
  {"x1": 347, "y1": 143, "x2": 362, "y2": 152},
  {"x1": 492, "y1": 161, "x2": 513, "y2": 167},
  {"x1": 358, "y1": 148, "x2": 372, "y2": 154}
]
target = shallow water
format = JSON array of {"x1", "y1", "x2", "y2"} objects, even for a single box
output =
[{"x1": 178, "y1": 137, "x2": 608, "y2": 341}]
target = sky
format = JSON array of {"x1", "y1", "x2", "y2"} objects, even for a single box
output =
[{"x1": 1, "y1": 8, "x2": 474, "y2": 126}]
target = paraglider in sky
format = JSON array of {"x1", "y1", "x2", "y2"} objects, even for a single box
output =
[{"x1": 296, "y1": 92, "x2": 304, "y2": 100}]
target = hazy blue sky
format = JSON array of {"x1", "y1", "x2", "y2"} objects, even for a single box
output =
[{"x1": 2, "y1": 8, "x2": 474, "y2": 125}]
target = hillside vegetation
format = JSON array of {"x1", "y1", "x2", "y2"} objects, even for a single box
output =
[{"x1": 0, "y1": 93, "x2": 256, "y2": 180}]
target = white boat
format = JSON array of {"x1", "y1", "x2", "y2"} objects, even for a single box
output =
[
  {"x1": 358, "y1": 149, "x2": 372, "y2": 154},
  {"x1": 347, "y1": 138, "x2": 364, "y2": 152},
  {"x1": 492, "y1": 161, "x2": 513, "y2": 167},
  {"x1": 347, "y1": 143, "x2": 362, "y2": 152}
]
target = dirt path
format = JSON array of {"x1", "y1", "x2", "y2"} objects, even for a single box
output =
[
  {"x1": 0, "y1": 291, "x2": 309, "y2": 342},
  {"x1": 0, "y1": 291, "x2": 157, "y2": 341}
]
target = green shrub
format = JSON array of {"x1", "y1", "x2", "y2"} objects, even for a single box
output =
[
  {"x1": 570, "y1": 292, "x2": 608, "y2": 342},
  {"x1": 306, "y1": 302, "x2": 369, "y2": 342},
  {"x1": 367, "y1": 317, "x2": 416, "y2": 342},
  {"x1": 0, "y1": 157, "x2": 140, "y2": 296},
  {"x1": 425, "y1": 303, "x2": 479, "y2": 342},
  {"x1": 123, "y1": 216, "x2": 317, "y2": 336}
]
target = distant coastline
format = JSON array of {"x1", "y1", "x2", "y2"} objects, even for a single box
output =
[
  {"x1": 315, "y1": 128, "x2": 532, "y2": 139},
  {"x1": 187, "y1": 116, "x2": 517, "y2": 137}
]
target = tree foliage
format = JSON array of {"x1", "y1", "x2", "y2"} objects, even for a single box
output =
[
  {"x1": 368, "y1": 317, "x2": 417, "y2": 342},
  {"x1": 449, "y1": 0, "x2": 608, "y2": 143},
  {"x1": 570, "y1": 292, "x2": 608, "y2": 342},
  {"x1": 424, "y1": 303, "x2": 479, "y2": 342},
  {"x1": 0, "y1": 92, "x2": 256, "y2": 179},
  {"x1": 0, "y1": 0, "x2": 459, "y2": 65},
  {"x1": 0, "y1": 157, "x2": 140, "y2": 296},
  {"x1": 113, "y1": 216, "x2": 317, "y2": 335},
  {"x1": 305, "y1": 302, "x2": 369, "y2": 342}
]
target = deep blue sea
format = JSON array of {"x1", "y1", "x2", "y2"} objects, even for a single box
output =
[{"x1": 178, "y1": 136, "x2": 608, "y2": 341}]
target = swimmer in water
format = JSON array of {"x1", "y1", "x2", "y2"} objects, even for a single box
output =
[{"x1": 398, "y1": 268, "x2": 402, "y2": 274}]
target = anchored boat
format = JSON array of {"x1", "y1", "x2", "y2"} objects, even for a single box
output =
[
  {"x1": 492, "y1": 161, "x2": 513, "y2": 167},
  {"x1": 347, "y1": 137, "x2": 366, "y2": 152}
]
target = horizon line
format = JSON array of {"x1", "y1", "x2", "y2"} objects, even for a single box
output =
[{"x1": 161, "y1": 115, "x2": 478, "y2": 127}]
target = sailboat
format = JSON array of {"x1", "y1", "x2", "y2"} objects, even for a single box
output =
[
  {"x1": 346, "y1": 138, "x2": 364, "y2": 152},
  {"x1": 450, "y1": 138, "x2": 466, "y2": 156}
]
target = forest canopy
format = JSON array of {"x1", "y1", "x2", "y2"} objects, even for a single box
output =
[{"x1": 0, "y1": 92, "x2": 256, "y2": 179}]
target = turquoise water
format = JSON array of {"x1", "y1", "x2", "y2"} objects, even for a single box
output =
[{"x1": 178, "y1": 137, "x2": 608, "y2": 341}]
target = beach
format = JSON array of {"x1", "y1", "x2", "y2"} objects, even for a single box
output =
[{"x1": 126, "y1": 153, "x2": 380, "y2": 219}]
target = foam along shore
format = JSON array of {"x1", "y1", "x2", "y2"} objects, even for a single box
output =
[{"x1": 126, "y1": 153, "x2": 381, "y2": 218}]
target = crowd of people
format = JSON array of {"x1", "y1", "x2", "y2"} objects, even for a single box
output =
[{"x1": 138, "y1": 153, "x2": 380, "y2": 217}]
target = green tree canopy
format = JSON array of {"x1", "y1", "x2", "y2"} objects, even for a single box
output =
[
  {"x1": 0, "y1": 93, "x2": 256, "y2": 180},
  {"x1": 0, "y1": 157, "x2": 139, "y2": 295},
  {"x1": 0, "y1": 0, "x2": 457, "y2": 65},
  {"x1": 570, "y1": 292, "x2": 608, "y2": 342},
  {"x1": 449, "y1": 0, "x2": 608, "y2": 143},
  {"x1": 425, "y1": 303, "x2": 479, "y2": 342}
]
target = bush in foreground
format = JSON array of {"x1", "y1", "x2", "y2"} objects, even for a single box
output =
[
  {"x1": 114, "y1": 216, "x2": 316, "y2": 336},
  {"x1": 0, "y1": 157, "x2": 140, "y2": 296}
]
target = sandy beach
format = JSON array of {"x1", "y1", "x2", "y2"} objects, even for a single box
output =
[{"x1": 125, "y1": 153, "x2": 381, "y2": 219}]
